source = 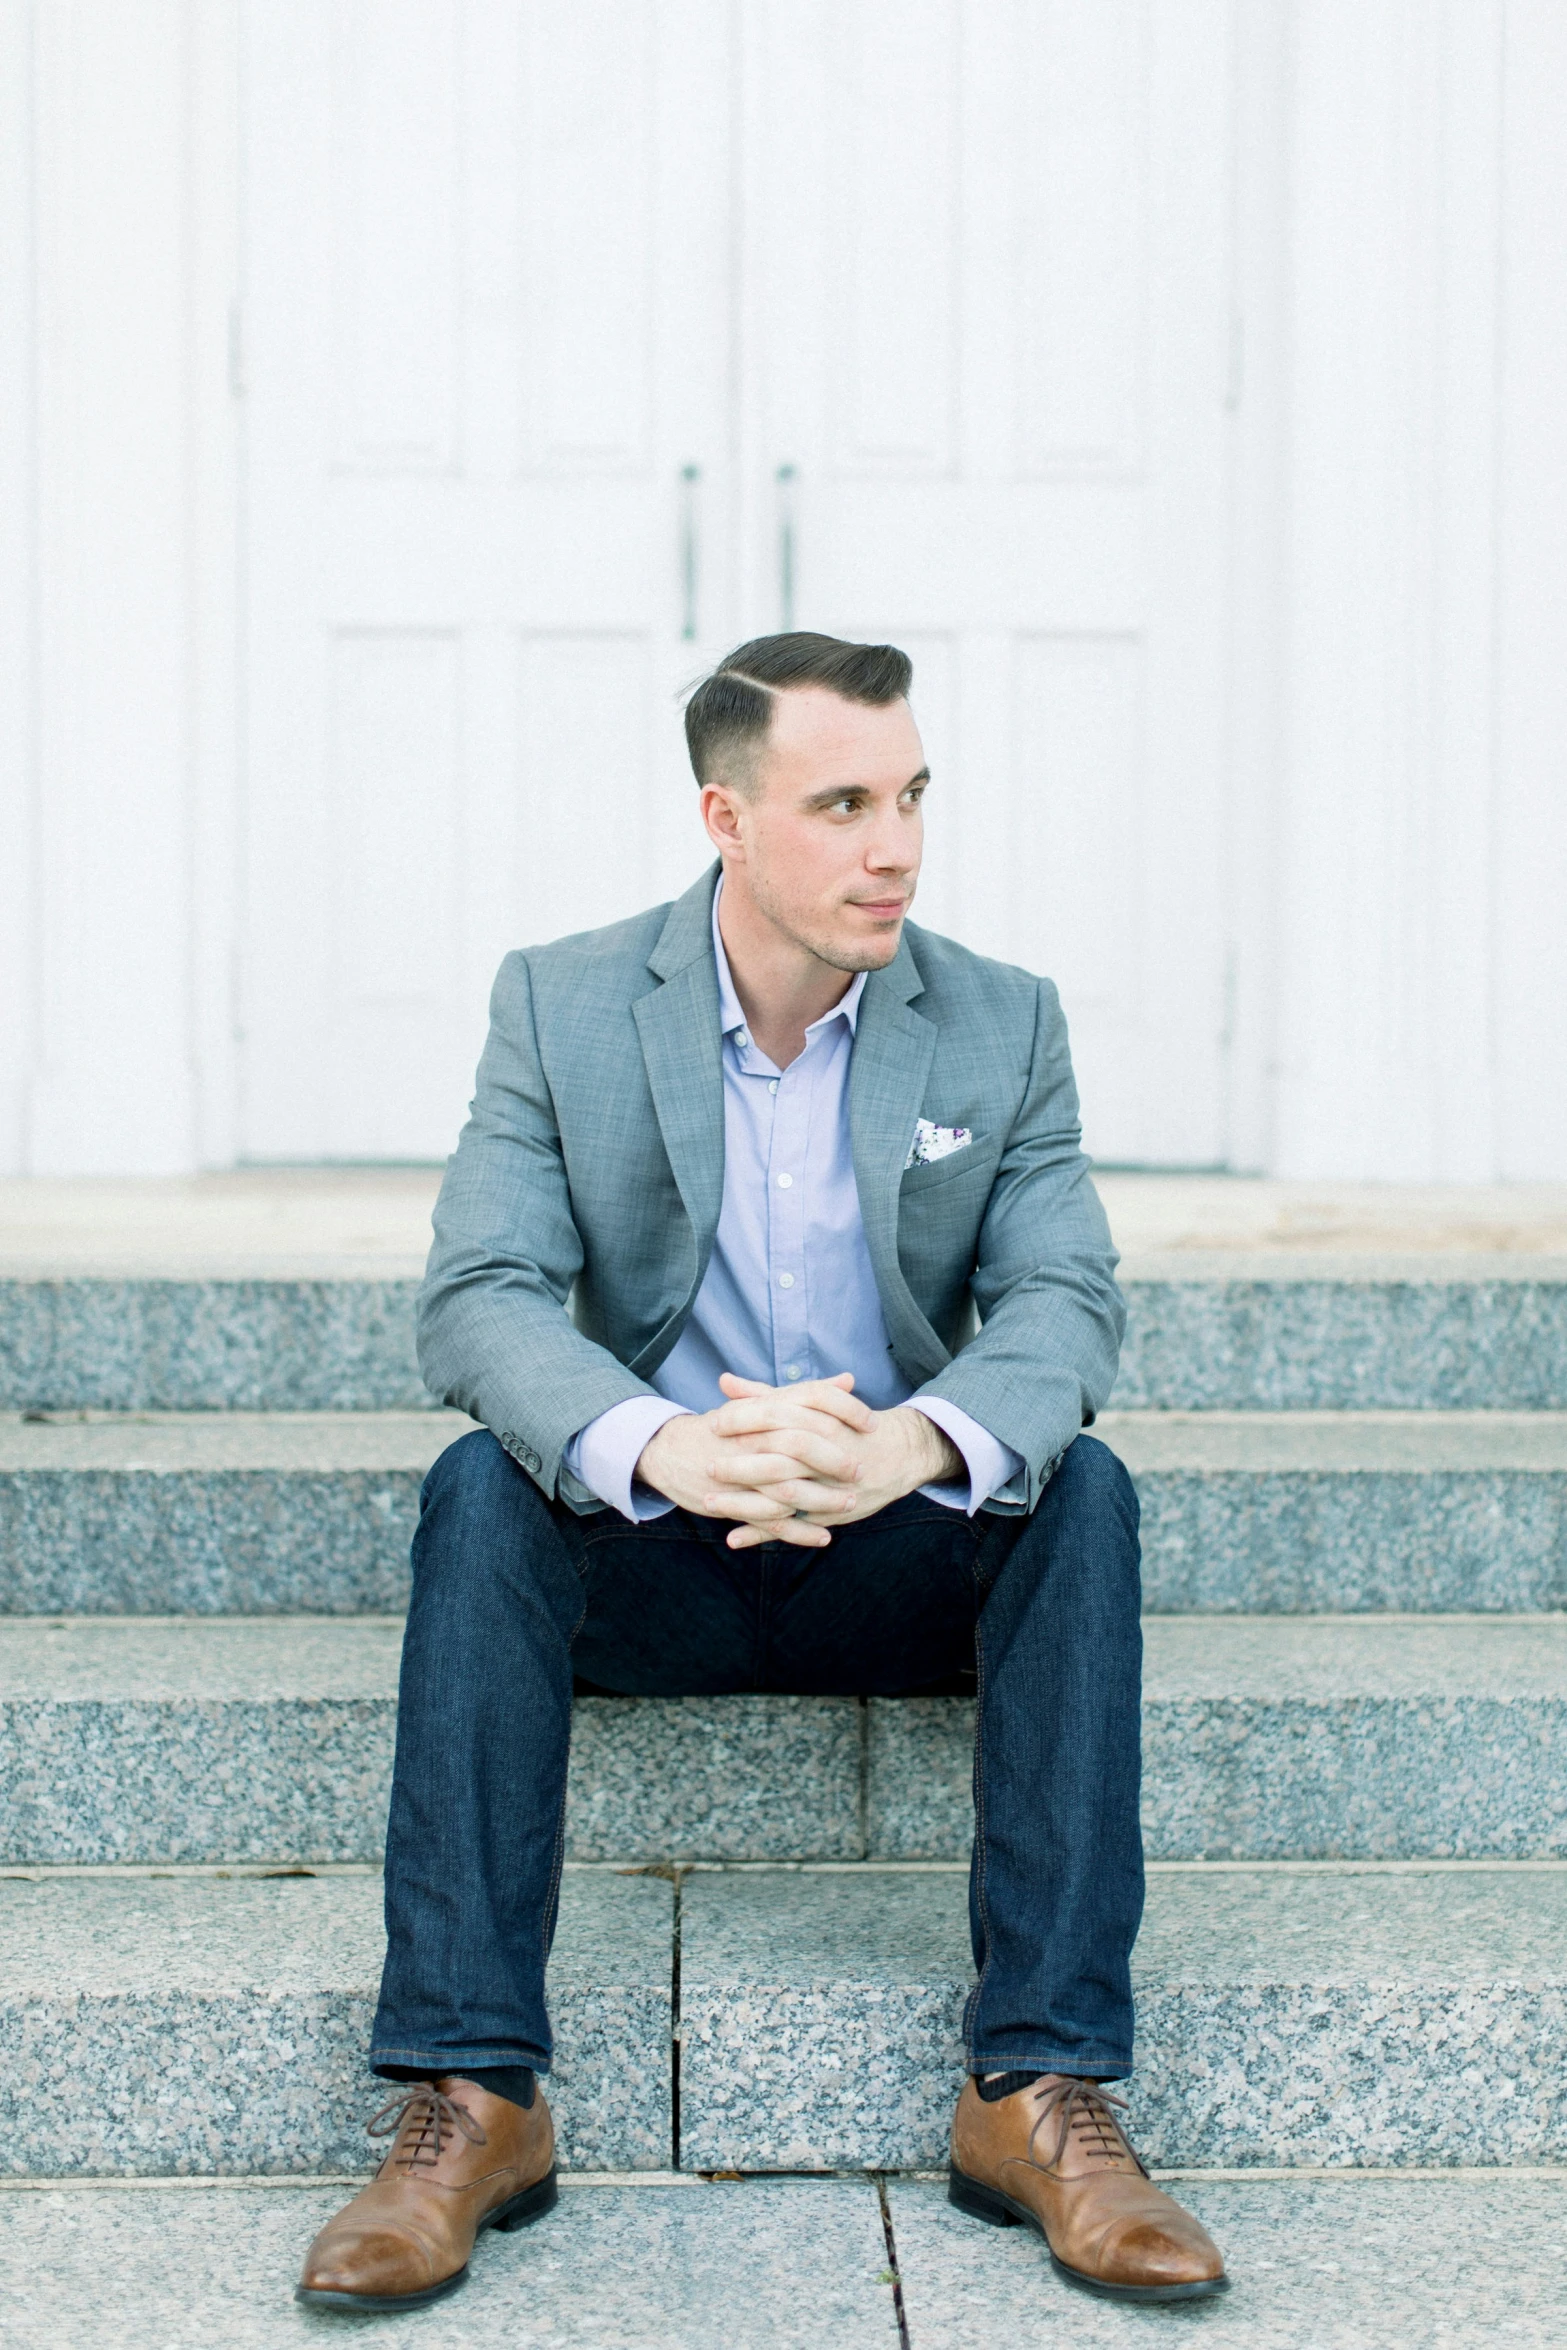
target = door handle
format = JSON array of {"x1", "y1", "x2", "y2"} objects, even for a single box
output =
[
  {"x1": 776, "y1": 464, "x2": 798, "y2": 630},
  {"x1": 679, "y1": 465, "x2": 700, "y2": 641}
]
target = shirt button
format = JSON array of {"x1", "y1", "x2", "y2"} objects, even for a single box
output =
[
  {"x1": 785, "y1": 1365, "x2": 802, "y2": 1380},
  {"x1": 777, "y1": 1172, "x2": 793, "y2": 1188},
  {"x1": 768, "y1": 1079, "x2": 779, "y2": 1094},
  {"x1": 736, "y1": 1031, "x2": 749, "y2": 1048},
  {"x1": 778, "y1": 1272, "x2": 795, "y2": 1289}
]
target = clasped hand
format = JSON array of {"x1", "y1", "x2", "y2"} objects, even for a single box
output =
[{"x1": 635, "y1": 1372, "x2": 961, "y2": 1549}]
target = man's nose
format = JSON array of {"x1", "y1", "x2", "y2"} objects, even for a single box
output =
[{"x1": 864, "y1": 812, "x2": 917, "y2": 871}]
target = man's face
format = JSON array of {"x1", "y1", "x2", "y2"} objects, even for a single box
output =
[{"x1": 700, "y1": 686, "x2": 927, "y2": 972}]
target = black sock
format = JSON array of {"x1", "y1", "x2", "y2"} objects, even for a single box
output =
[
  {"x1": 376, "y1": 2062, "x2": 537, "y2": 2111},
  {"x1": 975, "y1": 2070, "x2": 1051, "y2": 2102}
]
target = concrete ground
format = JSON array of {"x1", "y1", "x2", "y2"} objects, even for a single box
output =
[{"x1": 3, "y1": 2171, "x2": 1564, "y2": 2348}]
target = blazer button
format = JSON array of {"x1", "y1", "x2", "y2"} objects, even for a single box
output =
[{"x1": 520, "y1": 1445, "x2": 541, "y2": 1473}]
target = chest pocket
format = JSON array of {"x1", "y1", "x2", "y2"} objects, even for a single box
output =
[{"x1": 898, "y1": 1131, "x2": 1001, "y2": 1200}]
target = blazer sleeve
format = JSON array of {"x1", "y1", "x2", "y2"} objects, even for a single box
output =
[
  {"x1": 911, "y1": 976, "x2": 1125, "y2": 1513},
  {"x1": 416, "y1": 950, "x2": 662, "y2": 1497}
]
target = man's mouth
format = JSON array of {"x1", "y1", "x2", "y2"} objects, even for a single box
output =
[{"x1": 849, "y1": 898, "x2": 908, "y2": 918}]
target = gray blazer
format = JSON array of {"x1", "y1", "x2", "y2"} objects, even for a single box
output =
[{"x1": 419, "y1": 863, "x2": 1125, "y2": 1515}]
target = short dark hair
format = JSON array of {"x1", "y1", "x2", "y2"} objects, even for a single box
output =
[{"x1": 684, "y1": 632, "x2": 913, "y2": 790}]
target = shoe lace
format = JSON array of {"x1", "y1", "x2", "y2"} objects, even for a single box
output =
[
  {"x1": 365, "y1": 2084, "x2": 488, "y2": 2170},
  {"x1": 1025, "y1": 2078, "x2": 1149, "y2": 2178}
]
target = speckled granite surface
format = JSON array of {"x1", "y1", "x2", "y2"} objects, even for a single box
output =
[
  {"x1": 870, "y1": 1616, "x2": 1567, "y2": 1861},
  {"x1": 1098, "y1": 1410, "x2": 1567, "y2": 1612},
  {"x1": 1113, "y1": 1272, "x2": 1567, "y2": 1409},
  {"x1": 0, "y1": 1870, "x2": 671, "y2": 2174},
  {"x1": 0, "y1": 1618, "x2": 405, "y2": 1863},
  {"x1": 0, "y1": 2176, "x2": 900, "y2": 2348},
  {"x1": 892, "y1": 2173, "x2": 1567, "y2": 2349},
  {"x1": 0, "y1": 1410, "x2": 474, "y2": 1614},
  {"x1": 7, "y1": 1269, "x2": 1567, "y2": 1413},
  {"x1": 678, "y1": 1872, "x2": 966, "y2": 2172},
  {"x1": 0, "y1": 1279, "x2": 427, "y2": 1411},
  {"x1": 6, "y1": 1409, "x2": 1566, "y2": 1614},
  {"x1": 567, "y1": 1696, "x2": 862, "y2": 1860},
  {"x1": 0, "y1": 1622, "x2": 866, "y2": 1864},
  {"x1": 677, "y1": 1865, "x2": 1567, "y2": 2171},
  {"x1": 9, "y1": 1615, "x2": 1567, "y2": 1865}
]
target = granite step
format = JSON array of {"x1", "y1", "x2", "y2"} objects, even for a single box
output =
[
  {"x1": 0, "y1": 2177, "x2": 905, "y2": 2350},
  {"x1": 5, "y1": 1263, "x2": 1566, "y2": 1412},
  {"x1": 676, "y1": 1863, "x2": 1567, "y2": 2172},
  {"x1": 7, "y1": 2174, "x2": 1565, "y2": 2350},
  {"x1": 887, "y1": 2174, "x2": 1567, "y2": 2349},
  {"x1": 4, "y1": 1615, "x2": 1565, "y2": 1866},
  {"x1": 0, "y1": 1867, "x2": 672, "y2": 2176},
  {"x1": 2, "y1": 1863, "x2": 1560, "y2": 2176},
  {"x1": 6, "y1": 1409, "x2": 1566, "y2": 1615}
]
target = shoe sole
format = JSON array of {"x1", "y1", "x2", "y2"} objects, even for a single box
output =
[
  {"x1": 294, "y1": 2165, "x2": 560, "y2": 2312},
  {"x1": 947, "y1": 2161, "x2": 1229, "y2": 2304}
]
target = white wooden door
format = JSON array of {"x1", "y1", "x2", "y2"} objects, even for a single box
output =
[
  {"x1": 240, "y1": 0, "x2": 1232, "y2": 1166},
  {"x1": 239, "y1": 0, "x2": 734, "y2": 1159},
  {"x1": 738, "y1": 0, "x2": 1233, "y2": 1165}
]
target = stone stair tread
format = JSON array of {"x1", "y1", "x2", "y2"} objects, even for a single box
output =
[
  {"x1": 0, "y1": 1408, "x2": 472, "y2": 1470},
  {"x1": 10, "y1": 1404, "x2": 1567, "y2": 1471},
  {"x1": 8, "y1": 1272, "x2": 1567, "y2": 1412},
  {"x1": 681, "y1": 1861, "x2": 1567, "y2": 1987},
  {"x1": 889, "y1": 2174, "x2": 1567, "y2": 2350},
  {"x1": 0, "y1": 1613, "x2": 406, "y2": 1698},
  {"x1": 5, "y1": 1865, "x2": 1563, "y2": 2175},
  {"x1": 676, "y1": 1865, "x2": 1567, "y2": 2170},
  {"x1": 6, "y1": 1615, "x2": 1567, "y2": 1866},
  {"x1": 1098, "y1": 1407, "x2": 1567, "y2": 1470},
  {"x1": 9, "y1": 2174, "x2": 1561, "y2": 2350},
  {"x1": 0, "y1": 2176, "x2": 901, "y2": 2350},
  {"x1": 1141, "y1": 1612, "x2": 1567, "y2": 1698},
  {"x1": 4, "y1": 1609, "x2": 1562, "y2": 1702},
  {"x1": 0, "y1": 1868, "x2": 672, "y2": 2175}
]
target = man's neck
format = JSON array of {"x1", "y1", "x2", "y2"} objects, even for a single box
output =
[{"x1": 715, "y1": 874, "x2": 856, "y2": 1069}]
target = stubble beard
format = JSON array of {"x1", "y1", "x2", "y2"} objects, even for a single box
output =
[{"x1": 745, "y1": 863, "x2": 914, "y2": 977}]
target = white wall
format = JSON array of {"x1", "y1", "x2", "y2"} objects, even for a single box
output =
[{"x1": 1, "y1": 0, "x2": 1563, "y2": 1179}]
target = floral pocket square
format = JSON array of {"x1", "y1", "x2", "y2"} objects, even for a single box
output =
[{"x1": 905, "y1": 1117, "x2": 974, "y2": 1171}]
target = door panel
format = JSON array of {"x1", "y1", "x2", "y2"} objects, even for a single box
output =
[
  {"x1": 240, "y1": 0, "x2": 731, "y2": 1159},
  {"x1": 740, "y1": 0, "x2": 1232, "y2": 1164}
]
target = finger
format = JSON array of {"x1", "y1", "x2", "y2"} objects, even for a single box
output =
[
  {"x1": 712, "y1": 1391, "x2": 873, "y2": 1440},
  {"x1": 703, "y1": 1479, "x2": 859, "y2": 1521},
  {"x1": 706, "y1": 1458, "x2": 859, "y2": 1503},
  {"x1": 717, "y1": 1370, "x2": 855, "y2": 1399},
  {"x1": 726, "y1": 1519, "x2": 832, "y2": 1550},
  {"x1": 707, "y1": 1433, "x2": 860, "y2": 1481}
]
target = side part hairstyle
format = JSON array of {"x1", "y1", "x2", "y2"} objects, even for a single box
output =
[{"x1": 683, "y1": 632, "x2": 913, "y2": 792}]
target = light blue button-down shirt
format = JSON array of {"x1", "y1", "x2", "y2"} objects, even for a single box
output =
[{"x1": 562, "y1": 881, "x2": 1022, "y2": 1521}]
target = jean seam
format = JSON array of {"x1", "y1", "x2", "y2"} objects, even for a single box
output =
[
  {"x1": 538, "y1": 1579, "x2": 591, "y2": 1996},
  {"x1": 962, "y1": 1564, "x2": 993, "y2": 2061}
]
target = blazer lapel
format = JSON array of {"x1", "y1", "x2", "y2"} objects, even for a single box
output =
[
  {"x1": 632, "y1": 866, "x2": 726, "y2": 1263},
  {"x1": 850, "y1": 936, "x2": 949, "y2": 1380}
]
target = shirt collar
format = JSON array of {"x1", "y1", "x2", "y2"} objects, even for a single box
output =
[{"x1": 710, "y1": 874, "x2": 866, "y2": 1040}]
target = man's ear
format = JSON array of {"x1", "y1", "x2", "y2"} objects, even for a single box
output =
[{"x1": 699, "y1": 781, "x2": 748, "y2": 855}]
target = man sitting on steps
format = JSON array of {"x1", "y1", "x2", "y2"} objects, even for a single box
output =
[{"x1": 297, "y1": 632, "x2": 1228, "y2": 2313}]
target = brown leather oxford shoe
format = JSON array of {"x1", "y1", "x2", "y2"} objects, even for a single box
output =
[
  {"x1": 297, "y1": 2076, "x2": 557, "y2": 2311},
  {"x1": 949, "y1": 2073, "x2": 1227, "y2": 2303}
]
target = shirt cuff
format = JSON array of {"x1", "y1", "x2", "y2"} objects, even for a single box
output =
[
  {"x1": 562, "y1": 1395, "x2": 691, "y2": 1523},
  {"x1": 906, "y1": 1397, "x2": 1024, "y2": 1517}
]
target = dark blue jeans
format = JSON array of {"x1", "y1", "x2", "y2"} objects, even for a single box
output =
[{"x1": 371, "y1": 1430, "x2": 1144, "y2": 2082}]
